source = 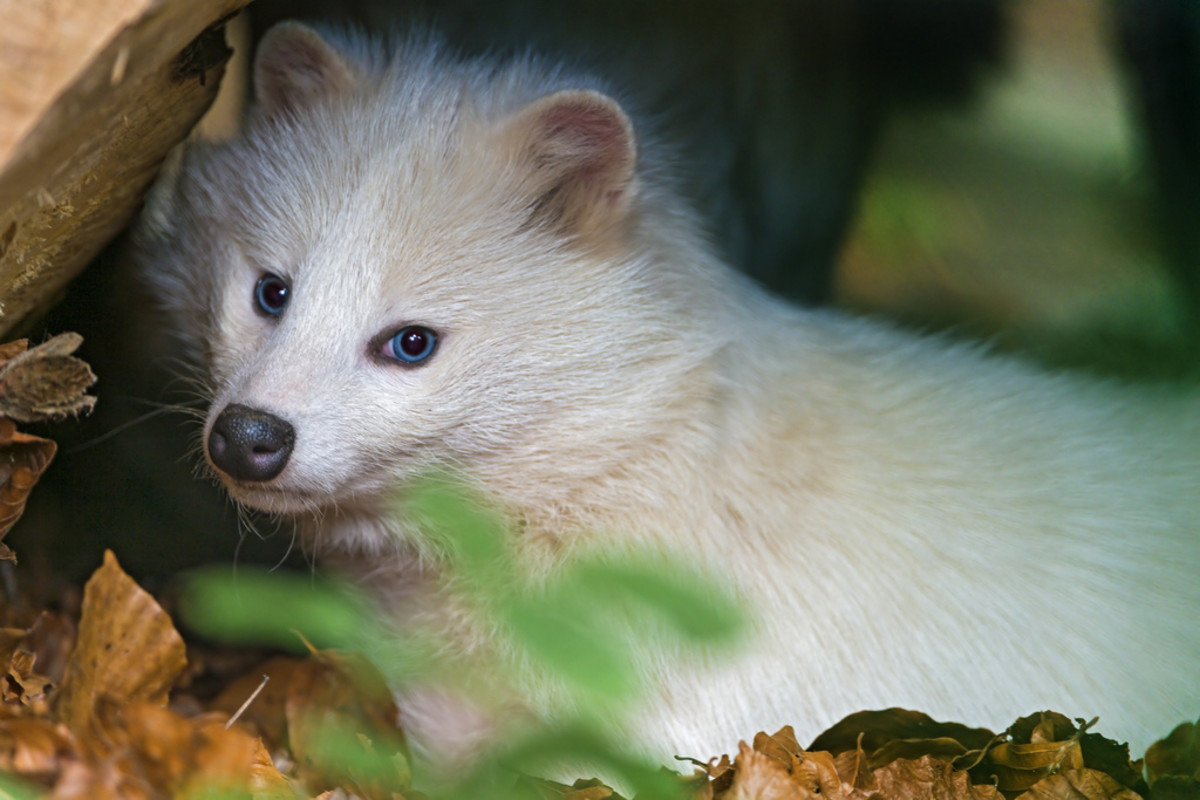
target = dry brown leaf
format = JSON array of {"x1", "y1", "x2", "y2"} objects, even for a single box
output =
[
  {"x1": 80, "y1": 700, "x2": 267, "y2": 798},
  {"x1": 871, "y1": 755, "x2": 1004, "y2": 799},
  {"x1": 182, "y1": 713, "x2": 267, "y2": 798},
  {"x1": 750, "y1": 727, "x2": 805, "y2": 774},
  {"x1": 1144, "y1": 719, "x2": 1200, "y2": 799},
  {"x1": 978, "y1": 713, "x2": 1133, "y2": 796},
  {"x1": 212, "y1": 655, "x2": 305, "y2": 749},
  {"x1": 1009, "y1": 714, "x2": 1082, "y2": 746},
  {"x1": 94, "y1": 699, "x2": 195, "y2": 791},
  {"x1": 52, "y1": 550, "x2": 188, "y2": 738},
  {"x1": 285, "y1": 651, "x2": 410, "y2": 798},
  {"x1": 50, "y1": 758, "x2": 140, "y2": 800},
  {"x1": 0, "y1": 341, "x2": 30, "y2": 363},
  {"x1": 807, "y1": 708, "x2": 998, "y2": 770},
  {"x1": 988, "y1": 713, "x2": 1145, "y2": 796},
  {"x1": 700, "y1": 752, "x2": 737, "y2": 796},
  {"x1": 4, "y1": 647, "x2": 55, "y2": 716},
  {"x1": 249, "y1": 735, "x2": 305, "y2": 800},
  {"x1": 0, "y1": 611, "x2": 76, "y2": 722},
  {"x1": 1012, "y1": 769, "x2": 1142, "y2": 800},
  {"x1": 0, "y1": 416, "x2": 57, "y2": 543},
  {"x1": 0, "y1": 716, "x2": 76, "y2": 777},
  {"x1": 515, "y1": 775, "x2": 622, "y2": 800},
  {"x1": 753, "y1": 728, "x2": 842, "y2": 796},
  {"x1": 20, "y1": 611, "x2": 78, "y2": 691},
  {"x1": 709, "y1": 729, "x2": 848, "y2": 800},
  {"x1": 833, "y1": 739, "x2": 875, "y2": 792},
  {"x1": 723, "y1": 741, "x2": 821, "y2": 800},
  {"x1": 0, "y1": 333, "x2": 96, "y2": 423},
  {"x1": 986, "y1": 739, "x2": 1085, "y2": 793}
]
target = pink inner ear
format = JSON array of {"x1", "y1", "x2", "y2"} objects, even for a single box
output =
[
  {"x1": 260, "y1": 43, "x2": 327, "y2": 92},
  {"x1": 538, "y1": 99, "x2": 633, "y2": 183},
  {"x1": 255, "y1": 25, "x2": 354, "y2": 116}
]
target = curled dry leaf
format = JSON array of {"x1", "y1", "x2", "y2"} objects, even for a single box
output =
[
  {"x1": 285, "y1": 651, "x2": 411, "y2": 799},
  {"x1": 212, "y1": 655, "x2": 303, "y2": 749},
  {"x1": 870, "y1": 754, "x2": 1004, "y2": 799},
  {"x1": 0, "y1": 611, "x2": 75, "y2": 722},
  {"x1": 703, "y1": 753, "x2": 736, "y2": 794},
  {"x1": 216, "y1": 651, "x2": 411, "y2": 798},
  {"x1": 1011, "y1": 769, "x2": 1142, "y2": 800},
  {"x1": 190, "y1": 710, "x2": 260, "y2": 779},
  {"x1": 250, "y1": 736, "x2": 306, "y2": 800},
  {"x1": 0, "y1": 716, "x2": 75, "y2": 777},
  {"x1": 0, "y1": 333, "x2": 94, "y2": 550},
  {"x1": 52, "y1": 550, "x2": 188, "y2": 740},
  {"x1": 20, "y1": 611, "x2": 78, "y2": 694},
  {"x1": 156, "y1": 708, "x2": 263, "y2": 798},
  {"x1": 988, "y1": 713, "x2": 1145, "y2": 797},
  {"x1": 3, "y1": 647, "x2": 55, "y2": 716},
  {"x1": 0, "y1": 416, "x2": 57, "y2": 544},
  {"x1": 52, "y1": 699, "x2": 268, "y2": 798},
  {"x1": 748, "y1": 727, "x2": 843, "y2": 796},
  {"x1": 50, "y1": 758, "x2": 137, "y2": 800},
  {"x1": 707, "y1": 728, "x2": 1006, "y2": 800},
  {"x1": 985, "y1": 737, "x2": 1084, "y2": 794},
  {"x1": 724, "y1": 741, "x2": 820, "y2": 800},
  {"x1": 807, "y1": 708, "x2": 998, "y2": 767},
  {"x1": 1143, "y1": 719, "x2": 1200, "y2": 799},
  {"x1": 0, "y1": 333, "x2": 96, "y2": 424},
  {"x1": 513, "y1": 775, "x2": 621, "y2": 800}
]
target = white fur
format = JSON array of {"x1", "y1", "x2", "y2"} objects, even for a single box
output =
[{"x1": 135, "y1": 25, "x2": 1200, "y2": 766}]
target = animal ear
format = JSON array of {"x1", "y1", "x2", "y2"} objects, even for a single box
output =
[
  {"x1": 253, "y1": 22, "x2": 356, "y2": 117},
  {"x1": 139, "y1": 144, "x2": 187, "y2": 240},
  {"x1": 503, "y1": 90, "x2": 638, "y2": 236}
]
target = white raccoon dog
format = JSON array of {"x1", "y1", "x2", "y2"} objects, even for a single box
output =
[{"x1": 136, "y1": 22, "x2": 1200, "y2": 766}]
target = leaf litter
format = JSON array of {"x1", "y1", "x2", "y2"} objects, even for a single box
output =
[
  {"x1": 0, "y1": 334, "x2": 1193, "y2": 798},
  {"x1": 0, "y1": 332, "x2": 96, "y2": 559},
  {"x1": 2, "y1": 544, "x2": 1191, "y2": 798}
]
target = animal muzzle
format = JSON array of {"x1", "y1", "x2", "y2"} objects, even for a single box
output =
[{"x1": 207, "y1": 403, "x2": 296, "y2": 482}]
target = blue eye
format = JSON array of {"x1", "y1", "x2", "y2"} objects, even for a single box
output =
[
  {"x1": 387, "y1": 326, "x2": 437, "y2": 364},
  {"x1": 255, "y1": 274, "x2": 289, "y2": 316}
]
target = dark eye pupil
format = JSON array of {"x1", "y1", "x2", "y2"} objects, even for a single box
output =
[
  {"x1": 389, "y1": 326, "x2": 437, "y2": 364},
  {"x1": 255, "y1": 274, "x2": 289, "y2": 315},
  {"x1": 399, "y1": 329, "x2": 428, "y2": 357}
]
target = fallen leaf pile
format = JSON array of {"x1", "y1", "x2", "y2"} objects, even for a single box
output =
[
  {"x1": 0, "y1": 548, "x2": 1196, "y2": 798},
  {"x1": 0, "y1": 333, "x2": 96, "y2": 561},
  {"x1": 677, "y1": 711, "x2": 1151, "y2": 800},
  {"x1": 0, "y1": 551, "x2": 414, "y2": 799}
]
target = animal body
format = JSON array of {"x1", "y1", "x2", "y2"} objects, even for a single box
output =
[{"x1": 136, "y1": 22, "x2": 1200, "y2": 768}]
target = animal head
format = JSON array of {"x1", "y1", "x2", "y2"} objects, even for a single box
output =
[{"x1": 135, "y1": 24, "x2": 723, "y2": 534}]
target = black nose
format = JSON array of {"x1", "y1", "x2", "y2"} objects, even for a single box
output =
[{"x1": 207, "y1": 404, "x2": 295, "y2": 482}]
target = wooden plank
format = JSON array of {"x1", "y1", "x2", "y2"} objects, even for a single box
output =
[
  {"x1": 0, "y1": 0, "x2": 252, "y2": 336},
  {"x1": 0, "y1": 0, "x2": 149, "y2": 164}
]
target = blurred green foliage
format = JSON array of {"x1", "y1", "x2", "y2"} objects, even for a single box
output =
[{"x1": 181, "y1": 472, "x2": 744, "y2": 798}]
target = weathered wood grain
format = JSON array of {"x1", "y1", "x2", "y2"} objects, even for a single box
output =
[{"x1": 0, "y1": 0, "x2": 252, "y2": 336}]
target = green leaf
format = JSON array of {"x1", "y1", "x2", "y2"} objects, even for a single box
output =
[
  {"x1": 178, "y1": 568, "x2": 370, "y2": 652},
  {"x1": 403, "y1": 472, "x2": 514, "y2": 596},
  {"x1": 501, "y1": 594, "x2": 636, "y2": 704},
  {"x1": 569, "y1": 559, "x2": 744, "y2": 644},
  {"x1": 299, "y1": 713, "x2": 411, "y2": 795},
  {"x1": 448, "y1": 721, "x2": 691, "y2": 800},
  {"x1": 0, "y1": 773, "x2": 40, "y2": 800}
]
